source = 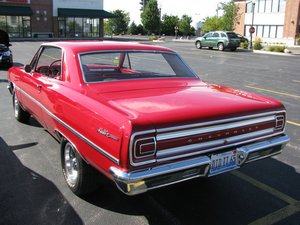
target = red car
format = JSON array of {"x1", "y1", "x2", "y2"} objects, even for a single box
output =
[{"x1": 7, "y1": 41, "x2": 289, "y2": 196}]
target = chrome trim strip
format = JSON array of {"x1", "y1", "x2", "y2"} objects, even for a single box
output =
[
  {"x1": 157, "y1": 128, "x2": 274, "y2": 158},
  {"x1": 156, "y1": 116, "x2": 276, "y2": 141},
  {"x1": 156, "y1": 110, "x2": 286, "y2": 133},
  {"x1": 156, "y1": 132, "x2": 284, "y2": 163},
  {"x1": 15, "y1": 85, "x2": 119, "y2": 165}
]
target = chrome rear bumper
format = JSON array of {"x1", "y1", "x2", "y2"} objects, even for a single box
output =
[{"x1": 110, "y1": 135, "x2": 289, "y2": 195}]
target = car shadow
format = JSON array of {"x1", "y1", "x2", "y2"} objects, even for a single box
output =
[
  {"x1": 0, "y1": 137, "x2": 84, "y2": 225},
  {"x1": 198, "y1": 47, "x2": 254, "y2": 53},
  {"x1": 84, "y1": 157, "x2": 300, "y2": 225}
]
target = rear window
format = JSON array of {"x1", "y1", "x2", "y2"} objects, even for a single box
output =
[
  {"x1": 227, "y1": 32, "x2": 238, "y2": 38},
  {"x1": 79, "y1": 51, "x2": 197, "y2": 83}
]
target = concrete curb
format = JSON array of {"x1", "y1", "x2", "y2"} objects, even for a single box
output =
[{"x1": 253, "y1": 50, "x2": 300, "y2": 56}]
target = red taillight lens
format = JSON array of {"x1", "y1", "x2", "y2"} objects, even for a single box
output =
[{"x1": 134, "y1": 137, "x2": 156, "y2": 158}]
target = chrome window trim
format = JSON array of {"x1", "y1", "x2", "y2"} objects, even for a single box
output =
[
  {"x1": 156, "y1": 115, "x2": 276, "y2": 141},
  {"x1": 157, "y1": 110, "x2": 286, "y2": 133},
  {"x1": 77, "y1": 50, "x2": 199, "y2": 84},
  {"x1": 15, "y1": 85, "x2": 119, "y2": 165}
]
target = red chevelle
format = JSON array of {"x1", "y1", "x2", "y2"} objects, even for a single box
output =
[{"x1": 7, "y1": 41, "x2": 289, "y2": 196}]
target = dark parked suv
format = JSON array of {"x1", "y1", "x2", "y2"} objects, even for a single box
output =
[
  {"x1": 0, "y1": 29, "x2": 13, "y2": 68},
  {"x1": 195, "y1": 31, "x2": 240, "y2": 51}
]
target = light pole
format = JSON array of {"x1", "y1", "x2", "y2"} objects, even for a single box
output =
[
  {"x1": 174, "y1": 26, "x2": 178, "y2": 39},
  {"x1": 249, "y1": 0, "x2": 256, "y2": 49}
]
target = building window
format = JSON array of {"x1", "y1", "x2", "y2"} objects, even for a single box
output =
[
  {"x1": 244, "y1": 25, "x2": 283, "y2": 38},
  {"x1": 246, "y1": 2, "x2": 252, "y2": 13},
  {"x1": 269, "y1": 26, "x2": 277, "y2": 38},
  {"x1": 0, "y1": 15, "x2": 31, "y2": 38},
  {"x1": 246, "y1": 0, "x2": 286, "y2": 13},
  {"x1": 263, "y1": 25, "x2": 270, "y2": 37},
  {"x1": 258, "y1": 0, "x2": 265, "y2": 13},
  {"x1": 272, "y1": 0, "x2": 279, "y2": 12},
  {"x1": 277, "y1": 26, "x2": 283, "y2": 38},
  {"x1": 278, "y1": 0, "x2": 286, "y2": 12},
  {"x1": 265, "y1": 0, "x2": 272, "y2": 13},
  {"x1": 58, "y1": 17, "x2": 100, "y2": 38}
]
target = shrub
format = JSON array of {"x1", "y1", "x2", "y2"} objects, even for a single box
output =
[
  {"x1": 297, "y1": 37, "x2": 300, "y2": 45},
  {"x1": 253, "y1": 37, "x2": 263, "y2": 50},
  {"x1": 240, "y1": 42, "x2": 248, "y2": 49},
  {"x1": 148, "y1": 35, "x2": 158, "y2": 41},
  {"x1": 268, "y1": 45, "x2": 286, "y2": 52}
]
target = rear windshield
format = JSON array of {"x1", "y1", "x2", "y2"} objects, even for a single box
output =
[
  {"x1": 79, "y1": 51, "x2": 197, "y2": 83},
  {"x1": 227, "y1": 32, "x2": 238, "y2": 38}
]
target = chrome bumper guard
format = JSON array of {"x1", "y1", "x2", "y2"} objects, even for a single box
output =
[{"x1": 110, "y1": 134, "x2": 289, "y2": 195}]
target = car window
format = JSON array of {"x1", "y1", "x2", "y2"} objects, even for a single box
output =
[
  {"x1": 213, "y1": 33, "x2": 219, "y2": 37},
  {"x1": 226, "y1": 32, "x2": 238, "y2": 38},
  {"x1": 205, "y1": 33, "x2": 213, "y2": 38},
  {"x1": 80, "y1": 51, "x2": 198, "y2": 83},
  {"x1": 221, "y1": 33, "x2": 227, "y2": 38},
  {"x1": 35, "y1": 47, "x2": 62, "y2": 79}
]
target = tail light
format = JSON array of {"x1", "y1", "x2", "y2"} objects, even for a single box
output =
[{"x1": 130, "y1": 131, "x2": 157, "y2": 166}]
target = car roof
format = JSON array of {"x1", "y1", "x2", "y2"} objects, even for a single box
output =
[{"x1": 42, "y1": 41, "x2": 175, "y2": 54}]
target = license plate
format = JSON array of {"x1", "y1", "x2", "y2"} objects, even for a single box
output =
[{"x1": 209, "y1": 150, "x2": 238, "y2": 176}]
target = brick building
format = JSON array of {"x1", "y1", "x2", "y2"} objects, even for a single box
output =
[
  {"x1": 0, "y1": 0, "x2": 114, "y2": 38},
  {"x1": 234, "y1": 0, "x2": 300, "y2": 45}
]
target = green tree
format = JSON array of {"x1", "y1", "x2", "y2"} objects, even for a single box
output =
[
  {"x1": 161, "y1": 14, "x2": 179, "y2": 35},
  {"x1": 141, "y1": 0, "x2": 160, "y2": 34},
  {"x1": 201, "y1": 16, "x2": 224, "y2": 32},
  {"x1": 179, "y1": 15, "x2": 192, "y2": 36},
  {"x1": 202, "y1": 0, "x2": 240, "y2": 32},
  {"x1": 221, "y1": 1, "x2": 240, "y2": 31},
  {"x1": 105, "y1": 10, "x2": 130, "y2": 35},
  {"x1": 139, "y1": 0, "x2": 150, "y2": 11},
  {"x1": 137, "y1": 24, "x2": 145, "y2": 34},
  {"x1": 128, "y1": 22, "x2": 138, "y2": 34}
]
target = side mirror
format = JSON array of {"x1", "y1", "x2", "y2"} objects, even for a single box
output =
[{"x1": 25, "y1": 64, "x2": 32, "y2": 73}]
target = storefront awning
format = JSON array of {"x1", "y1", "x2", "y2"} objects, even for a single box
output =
[
  {"x1": 58, "y1": 8, "x2": 116, "y2": 18},
  {"x1": 0, "y1": 5, "x2": 33, "y2": 16}
]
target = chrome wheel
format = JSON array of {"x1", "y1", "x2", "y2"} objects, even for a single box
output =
[
  {"x1": 14, "y1": 94, "x2": 19, "y2": 118},
  {"x1": 13, "y1": 92, "x2": 30, "y2": 123},
  {"x1": 196, "y1": 41, "x2": 202, "y2": 49},
  {"x1": 218, "y1": 43, "x2": 224, "y2": 51},
  {"x1": 64, "y1": 142, "x2": 78, "y2": 187}
]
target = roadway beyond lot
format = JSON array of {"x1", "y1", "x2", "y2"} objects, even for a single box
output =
[{"x1": 0, "y1": 41, "x2": 299, "y2": 225}]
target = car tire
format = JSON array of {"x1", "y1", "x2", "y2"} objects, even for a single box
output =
[
  {"x1": 230, "y1": 47, "x2": 237, "y2": 51},
  {"x1": 195, "y1": 41, "x2": 202, "y2": 49},
  {"x1": 13, "y1": 92, "x2": 30, "y2": 123},
  {"x1": 61, "y1": 139, "x2": 101, "y2": 196},
  {"x1": 217, "y1": 43, "x2": 224, "y2": 51}
]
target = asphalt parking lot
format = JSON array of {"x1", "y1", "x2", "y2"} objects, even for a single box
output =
[{"x1": 0, "y1": 41, "x2": 299, "y2": 225}]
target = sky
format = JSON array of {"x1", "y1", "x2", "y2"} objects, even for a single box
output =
[{"x1": 104, "y1": 0, "x2": 229, "y2": 27}]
